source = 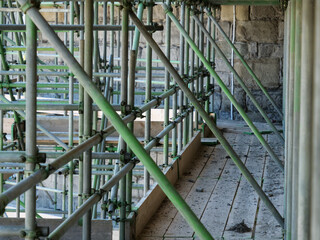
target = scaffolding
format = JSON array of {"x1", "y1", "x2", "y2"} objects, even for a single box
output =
[{"x1": 0, "y1": 0, "x2": 292, "y2": 239}]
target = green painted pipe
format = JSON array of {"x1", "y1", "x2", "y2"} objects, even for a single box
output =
[
  {"x1": 165, "y1": 4, "x2": 283, "y2": 172},
  {"x1": 207, "y1": 10, "x2": 283, "y2": 119},
  {"x1": 193, "y1": 14, "x2": 284, "y2": 143},
  {"x1": 16, "y1": 3, "x2": 214, "y2": 240},
  {"x1": 129, "y1": 6, "x2": 284, "y2": 228}
]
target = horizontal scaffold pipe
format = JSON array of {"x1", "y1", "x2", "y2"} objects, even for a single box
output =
[
  {"x1": 48, "y1": 106, "x2": 191, "y2": 239},
  {"x1": 192, "y1": 13, "x2": 284, "y2": 143},
  {"x1": 0, "y1": 24, "x2": 163, "y2": 32},
  {"x1": 13, "y1": 3, "x2": 213, "y2": 240},
  {"x1": 47, "y1": 161, "x2": 135, "y2": 240},
  {"x1": 0, "y1": 95, "x2": 69, "y2": 150},
  {"x1": 0, "y1": 82, "x2": 177, "y2": 213},
  {"x1": 0, "y1": 103, "x2": 121, "y2": 111},
  {"x1": 163, "y1": 4, "x2": 284, "y2": 172},
  {"x1": 0, "y1": 152, "x2": 120, "y2": 163},
  {"x1": 0, "y1": 70, "x2": 166, "y2": 78},
  {"x1": 206, "y1": 10, "x2": 283, "y2": 119},
  {"x1": 129, "y1": 6, "x2": 284, "y2": 228}
]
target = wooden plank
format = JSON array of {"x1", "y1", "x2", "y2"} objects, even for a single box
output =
[
  {"x1": 197, "y1": 133, "x2": 251, "y2": 239},
  {"x1": 140, "y1": 145, "x2": 215, "y2": 238},
  {"x1": 223, "y1": 135, "x2": 267, "y2": 239},
  {"x1": 254, "y1": 134, "x2": 284, "y2": 239},
  {"x1": 135, "y1": 131, "x2": 202, "y2": 237},
  {"x1": 164, "y1": 147, "x2": 227, "y2": 237}
]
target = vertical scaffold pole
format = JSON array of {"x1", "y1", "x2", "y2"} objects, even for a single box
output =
[
  {"x1": 83, "y1": 0, "x2": 94, "y2": 237},
  {"x1": 120, "y1": 2, "x2": 129, "y2": 239},
  {"x1": 25, "y1": 11, "x2": 37, "y2": 240},
  {"x1": 297, "y1": 0, "x2": 314, "y2": 238},
  {"x1": 163, "y1": 0, "x2": 171, "y2": 165},
  {"x1": 144, "y1": 0, "x2": 152, "y2": 195}
]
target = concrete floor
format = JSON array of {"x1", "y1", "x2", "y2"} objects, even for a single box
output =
[{"x1": 139, "y1": 126, "x2": 284, "y2": 239}]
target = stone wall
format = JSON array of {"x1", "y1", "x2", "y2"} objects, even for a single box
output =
[{"x1": 215, "y1": 5, "x2": 284, "y2": 122}]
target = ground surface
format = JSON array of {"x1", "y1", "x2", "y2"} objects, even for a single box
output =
[{"x1": 139, "y1": 123, "x2": 284, "y2": 240}]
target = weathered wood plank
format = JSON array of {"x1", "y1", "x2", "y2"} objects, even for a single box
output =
[
  {"x1": 199, "y1": 138, "x2": 247, "y2": 239},
  {"x1": 254, "y1": 134, "x2": 284, "y2": 239},
  {"x1": 223, "y1": 135, "x2": 267, "y2": 239},
  {"x1": 135, "y1": 131, "x2": 202, "y2": 237},
  {"x1": 140, "y1": 145, "x2": 215, "y2": 238},
  {"x1": 164, "y1": 147, "x2": 227, "y2": 237}
]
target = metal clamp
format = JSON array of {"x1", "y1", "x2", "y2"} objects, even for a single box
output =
[{"x1": 20, "y1": 0, "x2": 40, "y2": 13}]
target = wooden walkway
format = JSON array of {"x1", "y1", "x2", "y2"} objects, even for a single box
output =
[{"x1": 139, "y1": 126, "x2": 284, "y2": 240}]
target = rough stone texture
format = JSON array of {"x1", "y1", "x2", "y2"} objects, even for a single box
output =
[
  {"x1": 250, "y1": 6, "x2": 284, "y2": 21},
  {"x1": 236, "y1": 6, "x2": 250, "y2": 21},
  {"x1": 258, "y1": 44, "x2": 283, "y2": 58},
  {"x1": 233, "y1": 59, "x2": 280, "y2": 89},
  {"x1": 236, "y1": 20, "x2": 279, "y2": 43},
  {"x1": 215, "y1": 5, "x2": 284, "y2": 122},
  {"x1": 216, "y1": 21, "x2": 231, "y2": 40},
  {"x1": 221, "y1": 5, "x2": 234, "y2": 22}
]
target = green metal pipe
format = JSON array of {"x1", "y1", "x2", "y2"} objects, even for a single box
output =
[
  {"x1": 291, "y1": 0, "x2": 302, "y2": 238},
  {"x1": 144, "y1": 0, "x2": 153, "y2": 195},
  {"x1": 16, "y1": 3, "x2": 215, "y2": 239},
  {"x1": 126, "y1": 50, "x2": 136, "y2": 213},
  {"x1": 310, "y1": 0, "x2": 320, "y2": 237},
  {"x1": 189, "y1": 11, "x2": 195, "y2": 140},
  {"x1": 207, "y1": 11, "x2": 283, "y2": 119},
  {"x1": 68, "y1": 1, "x2": 75, "y2": 217},
  {"x1": 183, "y1": 5, "x2": 190, "y2": 147},
  {"x1": 178, "y1": 2, "x2": 185, "y2": 154},
  {"x1": 25, "y1": 14, "x2": 37, "y2": 240},
  {"x1": 129, "y1": 7, "x2": 284, "y2": 228},
  {"x1": 78, "y1": 0, "x2": 85, "y2": 208},
  {"x1": 48, "y1": 162, "x2": 135, "y2": 240},
  {"x1": 297, "y1": 0, "x2": 314, "y2": 238},
  {"x1": 193, "y1": 14, "x2": 284, "y2": 143},
  {"x1": 285, "y1": 1, "x2": 296, "y2": 238},
  {"x1": 83, "y1": 0, "x2": 94, "y2": 236},
  {"x1": 165, "y1": 4, "x2": 284, "y2": 171}
]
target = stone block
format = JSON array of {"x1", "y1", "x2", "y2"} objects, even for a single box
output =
[
  {"x1": 234, "y1": 87, "x2": 247, "y2": 110},
  {"x1": 221, "y1": 5, "x2": 234, "y2": 22},
  {"x1": 248, "y1": 42, "x2": 258, "y2": 58},
  {"x1": 233, "y1": 59, "x2": 254, "y2": 87},
  {"x1": 217, "y1": 72, "x2": 230, "y2": 86},
  {"x1": 258, "y1": 44, "x2": 283, "y2": 58},
  {"x1": 219, "y1": 5, "x2": 249, "y2": 21},
  {"x1": 246, "y1": 88, "x2": 282, "y2": 122},
  {"x1": 250, "y1": 6, "x2": 283, "y2": 21},
  {"x1": 213, "y1": 91, "x2": 222, "y2": 112},
  {"x1": 215, "y1": 59, "x2": 232, "y2": 72},
  {"x1": 215, "y1": 40, "x2": 232, "y2": 59},
  {"x1": 236, "y1": 20, "x2": 278, "y2": 43},
  {"x1": 221, "y1": 91, "x2": 231, "y2": 112},
  {"x1": 236, "y1": 6, "x2": 249, "y2": 21},
  {"x1": 234, "y1": 42, "x2": 249, "y2": 59},
  {"x1": 234, "y1": 59, "x2": 281, "y2": 89},
  {"x1": 216, "y1": 21, "x2": 231, "y2": 41},
  {"x1": 253, "y1": 58, "x2": 280, "y2": 89}
]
